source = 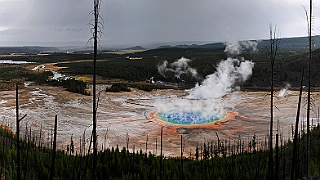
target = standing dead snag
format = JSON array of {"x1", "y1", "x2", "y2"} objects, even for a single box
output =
[
  {"x1": 16, "y1": 84, "x2": 27, "y2": 180},
  {"x1": 301, "y1": 1, "x2": 313, "y2": 177},
  {"x1": 160, "y1": 126, "x2": 163, "y2": 180},
  {"x1": 306, "y1": 1, "x2": 313, "y2": 177},
  {"x1": 92, "y1": 0, "x2": 98, "y2": 177},
  {"x1": 49, "y1": 115, "x2": 58, "y2": 180},
  {"x1": 291, "y1": 70, "x2": 304, "y2": 180},
  {"x1": 90, "y1": 0, "x2": 103, "y2": 179},
  {"x1": 268, "y1": 24, "x2": 279, "y2": 180},
  {"x1": 180, "y1": 135, "x2": 184, "y2": 180}
]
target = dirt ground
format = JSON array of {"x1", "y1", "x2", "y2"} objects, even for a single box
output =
[{"x1": 1, "y1": 83, "x2": 319, "y2": 157}]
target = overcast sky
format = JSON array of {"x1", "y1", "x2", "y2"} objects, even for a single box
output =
[{"x1": 0, "y1": 0, "x2": 319, "y2": 47}]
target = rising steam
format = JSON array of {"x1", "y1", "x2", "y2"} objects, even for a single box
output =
[
  {"x1": 187, "y1": 58, "x2": 254, "y2": 99},
  {"x1": 157, "y1": 57, "x2": 198, "y2": 79},
  {"x1": 224, "y1": 41, "x2": 258, "y2": 55},
  {"x1": 277, "y1": 83, "x2": 291, "y2": 97},
  {"x1": 154, "y1": 41, "x2": 256, "y2": 124}
]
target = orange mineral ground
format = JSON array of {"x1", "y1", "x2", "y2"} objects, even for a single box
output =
[{"x1": 1, "y1": 83, "x2": 320, "y2": 157}]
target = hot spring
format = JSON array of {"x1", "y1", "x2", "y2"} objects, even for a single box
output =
[
  {"x1": 155, "y1": 111, "x2": 225, "y2": 125},
  {"x1": 153, "y1": 56, "x2": 255, "y2": 128}
]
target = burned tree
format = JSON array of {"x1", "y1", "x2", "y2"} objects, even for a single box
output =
[
  {"x1": 89, "y1": 0, "x2": 103, "y2": 179},
  {"x1": 291, "y1": 70, "x2": 304, "y2": 180},
  {"x1": 15, "y1": 84, "x2": 27, "y2": 180},
  {"x1": 268, "y1": 24, "x2": 279, "y2": 180},
  {"x1": 306, "y1": 1, "x2": 312, "y2": 177}
]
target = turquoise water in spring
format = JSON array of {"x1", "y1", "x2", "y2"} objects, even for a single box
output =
[{"x1": 156, "y1": 111, "x2": 224, "y2": 125}]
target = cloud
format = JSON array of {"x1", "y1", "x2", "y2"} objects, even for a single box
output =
[
  {"x1": 0, "y1": 0, "x2": 318, "y2": 46},
  {"x1": 0, "y1": 29, "x2": 28, "y2": 36},
  {"x1": 54, "y1": 27, "x2": 85, "y2": 32},
  {"x1": 65, "y1": 28, "x2": 85, "y2": 32}
]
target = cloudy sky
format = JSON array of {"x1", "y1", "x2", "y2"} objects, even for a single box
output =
[{"x1": 0, "y1": 0, "x2": 318, "y2": 47}]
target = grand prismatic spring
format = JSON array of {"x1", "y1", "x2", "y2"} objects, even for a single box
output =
[{"x1": 156, "y1": 110, "x2": 225, "y2": 125}]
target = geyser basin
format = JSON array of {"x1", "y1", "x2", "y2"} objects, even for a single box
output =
[{"x1": 156, "y1": 111, "x2": 225, "y2": 125}]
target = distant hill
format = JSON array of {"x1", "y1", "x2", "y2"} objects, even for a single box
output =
[
  {"x1": 123, "y1": 46, "x2": 145, "y2": 50},
  {"x1": 0, "y1": 46, "x2": 61, "y2": 54},
  {"x1": 1, "y1": 35, "x2": 318, "y2": 55},
  {"x1": 157, "y1": 43, "x2": 225, "y2": 49},
  {"x1": 156, "y1": 36, "x2": 320, "y2": 54},
  {"x1": 256, "y1": 36, "x2": 320, "y2": 53}
]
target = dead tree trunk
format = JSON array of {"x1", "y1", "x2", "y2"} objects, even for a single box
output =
[
  {"x1": 275, "y1": 134, "x2": 279, "y2": 180},
  {"x1": 49, "y1": 115, "x2": 58, "y2": 180},
  {"x1": 92, "y1": 1, "x2": 100, "y2": 179},
  {"x1": 15, "y1": 85, "x2": 27, "y2": 180},
  {"x1": 160, "y1": 126, "x2": 163, "y2": 180},
  {"x1": 291, "y1": 70, "x2": 304, "y2": 180},
  {"x1": 268, "y1": 24, "x2": 279, "y2": 180},
  {"x1": 306, "y1": 0, "x2": 312, "y2": 178},
  {"x1": 16, "y1": 84, "x2": 21, "y2": 180},
  {"x1": 180, "y1": 135, "x2": 184, "y2": 180}
]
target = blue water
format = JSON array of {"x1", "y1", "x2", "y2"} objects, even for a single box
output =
[{"x1": 156, "y1": 111, "x2": 224, "y2": 125}]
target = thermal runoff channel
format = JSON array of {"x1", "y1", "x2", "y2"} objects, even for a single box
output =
[{"x1": 154, "y1": 41, "x2": 256, "y2": 126}]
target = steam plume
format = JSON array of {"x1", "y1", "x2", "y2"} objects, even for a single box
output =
[
  {"x1": 277, "y1": 83, "x2": 291, "y2": 97},
  {"x1": 157, "y1": 57, "x2": 198, "y2": 79},
  {"x1": 224, "y1": 41, "x2": 258, "y2": 55},
  {"x1": 154, "y1": 41, "x2": 255, "y2": 124},
  {"x1": 187, "y1": 58, "x2": 254, "y2": 99}
]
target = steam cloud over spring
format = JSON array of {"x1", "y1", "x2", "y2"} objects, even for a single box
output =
[
  {"x1": 187, "y1": 58, "x2": 254, "y2": 99},
  {"x1": 154, "y1": 41, "x2": 255, "y2": 125},
  {"x1": 185, "y1": 41, "x2": 256, "y2": 99}
]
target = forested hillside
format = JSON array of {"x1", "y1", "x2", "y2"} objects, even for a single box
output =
[{"x1": 51, "y1": 46, "x2": 320, "y2": 88}]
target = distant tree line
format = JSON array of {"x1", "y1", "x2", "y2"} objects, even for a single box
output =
[{"x1": 105, "y1": 83, "x2": 170, "y2": 92}]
